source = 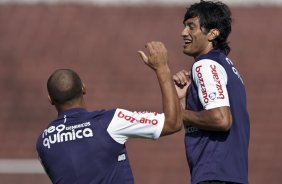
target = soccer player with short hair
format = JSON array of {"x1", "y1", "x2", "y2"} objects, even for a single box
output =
[
  {"x1": 36, "y1": 42, "x2": 182, "y2": 184},
  {"x1": 173, "y1": 1, "x2": 250, "y2": 184}
]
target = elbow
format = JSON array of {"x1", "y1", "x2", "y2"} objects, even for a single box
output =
[
  {"x1": 212, "y1": 108, "x2": 233, "y2": 132},
  {"x1": 161, "y1": 118, "x2": 183, "y2": 136},
  {"x1": 174, "y1": 118, "x2": 183, "y2": 132},
  {"x1": 216, "y1": 118, "x2": 232, "y2": 132},
  {"x1": 175, "y1": 114, "x2": 184, "y2": 132},
  {"x1": 168, "y1": 118, "x2": 183, "y2": 133},
  {"x1": 161, "y1": 107, "x2": 183, "y2": 136}
]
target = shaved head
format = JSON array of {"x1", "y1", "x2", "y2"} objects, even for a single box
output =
[{"x1": 47, "y1": 69, "x2": 83, "y2": 104}]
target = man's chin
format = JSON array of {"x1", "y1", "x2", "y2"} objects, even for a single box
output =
[{"x1": 183, "y1": 50, "x2": 192, "y2": 56}]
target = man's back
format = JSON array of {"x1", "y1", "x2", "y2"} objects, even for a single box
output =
[
  {"x1": 38, "y1": 43, "x2": 183, "y2": 183},
  {"x1": 36, "y1": 108, "x2": 134, "y2": 184}
]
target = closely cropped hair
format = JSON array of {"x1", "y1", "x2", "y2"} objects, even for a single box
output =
[
  {"x1": 184, "y1": 0, "x2": 232, "y2": 55},
  {"x1": 47, "y1": 69, "x2": 83, "y2": 104}
]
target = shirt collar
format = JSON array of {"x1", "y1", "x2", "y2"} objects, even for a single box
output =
[{"x1": 58, "y1": 108, "x2": 87, "y2": 118}]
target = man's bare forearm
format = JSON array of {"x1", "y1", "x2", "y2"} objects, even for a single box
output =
[{"x1": 155, "y1": 65, "x2": 182, "y2": 136}]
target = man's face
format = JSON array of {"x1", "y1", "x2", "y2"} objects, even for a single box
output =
[{"x1": 182, "y1": 17, "x2": 211, "y2": 58}]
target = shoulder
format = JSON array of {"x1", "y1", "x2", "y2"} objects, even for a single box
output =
[
  {"x1": 87, "y1": 109, "x2": 117, "y2": 119},
  {"x1": 86, "y1": 109, "x2": 118, "y2": 127},
  {"x1": 195, "y1": 50, "x2": 226, "y2": 64},
  {"x1": 191, "y1": 58, "x2": 228, "y2": 86},
  {"x1": 192, "y1": 58, "x2": 225, "y2": 74}
]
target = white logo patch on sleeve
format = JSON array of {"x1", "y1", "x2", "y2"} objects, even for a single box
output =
[
  {"x1": 116, "y1": 110, "x2": 159, "y2": 125},
  {"x1": 107, "y1": 109, "x2": 165, "y2": 144},
  {"x1": 193, "y1": 59, "x2": 230, "y2": 110}
]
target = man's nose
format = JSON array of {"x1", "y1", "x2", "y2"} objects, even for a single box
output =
[{"x1": 181, "y1": 27, "x2": 189, "y2": 37}]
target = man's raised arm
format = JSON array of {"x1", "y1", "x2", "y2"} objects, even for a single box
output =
[{"x1": 138, "y1": 41, "x2": 182, "y2": 136}]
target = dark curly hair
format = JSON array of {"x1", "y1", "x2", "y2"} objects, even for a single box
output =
[{"x1": 184, "y1": 0, "x2": 232, "y2": 55}]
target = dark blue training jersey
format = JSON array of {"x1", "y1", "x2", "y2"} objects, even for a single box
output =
[
  {"x1": 185, "y1": 50, "x2": 250, "y2": 184},
  {"x1": 36, "y1": 108, "x2": 164, "y2": 184}
]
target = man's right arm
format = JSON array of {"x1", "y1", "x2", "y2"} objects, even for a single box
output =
[
  {"x1": 138, "y1": 41, "x2": 182, "y2": 136},
  {"x1": 107, "y1": 42, "x2": 182, "y2": 144}
]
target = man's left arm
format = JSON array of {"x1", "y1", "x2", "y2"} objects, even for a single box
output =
[
  {"x1": 183, "y1": 106, "x2": 232, "y2": 131},
  {"x1": 183, "y1": 59, "x2": 232, "y2": 131}
]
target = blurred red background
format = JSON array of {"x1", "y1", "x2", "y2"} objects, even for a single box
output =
[{"x1": 0, "y1": 4, "x2": 281, "y2": 184}]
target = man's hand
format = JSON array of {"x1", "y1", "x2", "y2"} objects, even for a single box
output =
[
  {"x1": 173, "y1": 70, "x2": 191, "y2": 99},
  {"x1": 138, "y1": 41, "x2": 168, "y2": 71}
]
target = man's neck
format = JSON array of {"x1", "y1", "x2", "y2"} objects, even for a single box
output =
[
  {"x1": 55, "y1": 99, "x2": 86, "y2": 113},
  {"x1": 194, "y1": 47, "x2": 214, "y2": 60}
]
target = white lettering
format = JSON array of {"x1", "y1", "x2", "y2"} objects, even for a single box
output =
[
  {"x1": 43, "y1": 138, "x2": 50, "y2": 149},
  {"x1": 56, "y1": 124, "x2": 65, "y2": 133},
  {"x1": 118, "y1": 154, "x2": 126, "y2": 161},
  {"x1": 60, "y1": 132, "x2": 73, "y2": 141},
  {"x1": 226, "y1": 57, "x2": 244, "y2": 84},
  {"x1": 83, "y1": 128, "x2": 93, "y2": 137},
  {"x1": 75, "y1": 130, "x2": 83, "y2": 139},
  {"x1": 232, "y1": 67, "x2": 244, "y2": 84},
  {"x1": 48, "y1": 126, "x2": 55, "y2": 134},
  {"x1": 42, "y1": 122, "x2": 93, "y2": 149},
  {"x1": 226, "y1": 57, "x2": 233, "y2": 65}
]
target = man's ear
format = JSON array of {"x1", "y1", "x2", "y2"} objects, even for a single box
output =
[
  {"x1": 48, "y1": 95, "x2": 55, "y2": 105},
  {"x1": 82, "y1": 83, "x2": 86, "y2": 95},
  {"x1": 208, "y1": 29, "x2": 220, "y2": 41}
]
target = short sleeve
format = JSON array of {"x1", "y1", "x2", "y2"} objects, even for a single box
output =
[
  {"x1": 107, "y1": 109, "x2": 165, "y2": 144},
  {"x1": 192, "y1": 59, "x2": 230, "y2": 110}
]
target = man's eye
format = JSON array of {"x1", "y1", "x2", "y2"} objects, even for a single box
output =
[{"x1": 184, "y1": 25, "x2": 193, "y2": 30}]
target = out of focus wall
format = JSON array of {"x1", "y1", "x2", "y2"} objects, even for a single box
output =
[
  {"x1": 0, "y1": 1, "x2": 281, "y2": 184},
  {"x1": 1, "y1": 0, "x2": 282, "y2": 6}
]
